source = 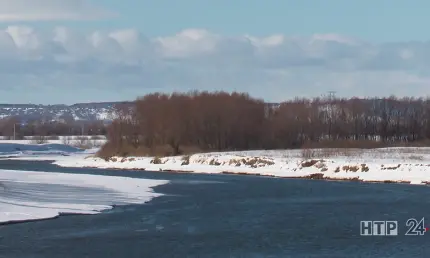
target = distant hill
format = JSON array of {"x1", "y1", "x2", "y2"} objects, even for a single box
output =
[
  {"x1": 0, "y1": 102, "x2": 132, "y2": 122},
  {"x1": 0, "y1": 101, "x2": 282, "y2": 122}
]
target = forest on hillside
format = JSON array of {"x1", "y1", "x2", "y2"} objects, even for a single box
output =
[{"x1": 99, "y1": 91, "x2": 430, "y2": 157}]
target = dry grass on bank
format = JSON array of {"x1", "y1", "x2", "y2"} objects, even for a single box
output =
[
  {"x1": 97, "y1": 142, "x2": 204, "y2": 160},
  {"x1": 97, "y1": 138, "x2": 430, "y2": 161}
]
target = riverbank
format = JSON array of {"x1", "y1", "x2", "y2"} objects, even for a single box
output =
[{"x1": 45, "y1": 147, "x2": 430, "y2": 185}]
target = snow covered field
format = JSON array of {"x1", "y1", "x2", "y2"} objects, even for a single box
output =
[
  {"x1": 0, "y1": 142, "x2": 168, "y2": 224},
  {"x1": 49, "y1": 147, "x2": 430, "y2": 185},
  {"x1": 5, "y1": 142, "x2": 430, "y2": 185}
]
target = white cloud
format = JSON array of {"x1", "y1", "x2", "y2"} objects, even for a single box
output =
[
  {"x1": 0, "y1": 0, "x2": 115, "y2": 21},
  {"x1": 0, "y1": 26, "x2": 429, "y2": 103},
  {"x1": 155, "y1": 29, "x2": 220, "y2": 58}
]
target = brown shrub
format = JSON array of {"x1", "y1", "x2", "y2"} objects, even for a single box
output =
[
  {"x1": 228, "y1": 159, "x2": 240, "y2": 166},
  {"x1": 381, "y1": 164, "x2": 401, "y2": 170},
  {"x1": 96, "y1": 142, "x2": 203, "y2": 160},
  {"x1": 244, "y1": 157, "x2": 275, "y2": 168},
  {"x1": 342, "y1": 165, "x2": 360, "y2": 172},
  {"x1": 301, "y1": 160, "x2": 320, "y2": 167},
  {"x1": 150, "y1": 157, "x2": 163, "y2": 164},
  {"x1": 307, "y1": 173, "x2": 325, "y2": 179},
  {"x1": 302, "y1": 140, "x2": 385, "y2": 149},
  {"x1": 314, "y1": 162, "x2": 326, "y2": 169},
  {"x1": 361, "y1": 164, "x2": 369, "y2": 172},
  {"x1": 181, "y1": 155, "x2": 191, "y2": 165},
  {"x1": 209, "y1": 159, "x2": 221, "y2": 166}
]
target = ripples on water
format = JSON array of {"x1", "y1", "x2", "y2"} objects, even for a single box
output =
[{"x1": 0, "y1": 161, "x2": 429, "y2": 257}]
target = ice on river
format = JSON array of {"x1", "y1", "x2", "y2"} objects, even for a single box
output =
[{"x1": 0, "y1": 169, "x2": 168, "y2": 224}]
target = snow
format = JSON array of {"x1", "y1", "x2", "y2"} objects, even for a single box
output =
[
  {"x1": 46, "y1": 147, "x2": 430, "y2": 185},
  {"x1": 0, "y1": 169, "x2": 168, "y2": 224},
  {"x1": 4, "y1": 143, "x2": 430, "y2": 186},
  {"x1": 0, "y1": 142, "x2": 168, "y2": 224}
]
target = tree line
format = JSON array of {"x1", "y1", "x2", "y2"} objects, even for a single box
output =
[
  {"x1": 99, "y1": 92, "x2": 430, "y2": 158},
  {"x1": 0, "y1": 118, "x2": 107, "y2": 139}
]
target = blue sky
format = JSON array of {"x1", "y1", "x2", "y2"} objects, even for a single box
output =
[
  {"x1": 77, "y1": 0, "x2": 430, "y2": 42},
  {"x1": 0, "y1": 0, "x2": 429, "y2": 104}
]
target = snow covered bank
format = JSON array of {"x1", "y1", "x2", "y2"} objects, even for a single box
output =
[
  {"x1": 0, "y1": 169, "x2": 168, "y2": 224},
  {"x1": 52, "y1": 148, "x2": 430, "y2": 185}
]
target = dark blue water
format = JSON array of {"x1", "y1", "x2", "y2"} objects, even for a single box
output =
[{"x1": 0, "y1": 160, "x2": 429, "y2": 258}]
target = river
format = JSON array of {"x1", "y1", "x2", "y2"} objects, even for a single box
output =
[{"x1": 0, "y1": 160, "x2": 429, "y2": 257}]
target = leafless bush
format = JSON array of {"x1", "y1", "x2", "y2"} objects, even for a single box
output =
[
  {"x1": 301, "y1": 148, "x2": 315, "y2": 159},
  {"x1": 71, "y1": 136, "x2": 94, "y2": 149},
  {"x1": 30, "y1": 135, "x2": 48, "y2": 144},
  {"x1": 62, "y1": 136, "x2": 72, "y2": 145}
]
